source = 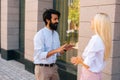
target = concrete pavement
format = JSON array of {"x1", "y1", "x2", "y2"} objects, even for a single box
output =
[{"x1": 0, "y1": 55, "x2": 35, "y2": 80}]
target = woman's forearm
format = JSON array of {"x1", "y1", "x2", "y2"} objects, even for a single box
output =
[{"x1": 81, "y1": 62, "x2": 89, "y2": 69}]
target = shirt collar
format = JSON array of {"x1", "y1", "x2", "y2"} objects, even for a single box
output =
[{"x1": 44, "y1": 27, "x2": 55, "y2": 33}]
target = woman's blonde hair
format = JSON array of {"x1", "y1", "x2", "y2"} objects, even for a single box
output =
[{"x1": 93, "y1": 13, "x2": 112, "y2": 60}]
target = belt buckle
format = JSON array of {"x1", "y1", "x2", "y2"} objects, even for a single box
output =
[{"x1": 48, "y1": 64, "x2": 51, "y2": 67}]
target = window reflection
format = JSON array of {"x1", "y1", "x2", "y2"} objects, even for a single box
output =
[
  {"x1": 67, "y1": 0, "x2": 80, "y2": 49},
  {"x1": 56, "y1": 0, "x2": 80, "y2": 63}
]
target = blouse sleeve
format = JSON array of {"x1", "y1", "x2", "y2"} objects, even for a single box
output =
[{"x1": 83, "y1": 35, "x2": 104, "y2": 69}]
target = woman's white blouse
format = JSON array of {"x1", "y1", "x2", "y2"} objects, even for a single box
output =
[{"x1": 82, "y1": 34, "x2": 105, "y2": 73}]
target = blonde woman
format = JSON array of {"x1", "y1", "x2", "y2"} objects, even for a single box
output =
[{"x1": 71, "y1": 13, "x2": 112, "y2": 80}]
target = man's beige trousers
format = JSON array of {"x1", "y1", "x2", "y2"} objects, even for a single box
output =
[{"x1": 35, "y1": 64, "x2": 59, "y2": 80}]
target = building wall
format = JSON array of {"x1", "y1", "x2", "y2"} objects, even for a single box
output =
[
  {"x1": 24, "y1": 0, "x2": 53, "y2": 61},
  {"x1": 1, "y1": 0, "x2": 8, "y2": 50},
  {"x1": 24, "y1": 0, "x2": 38, "y2": 61},
  {"x1": 79, "y1": 0, "x2": 120, "y2": 80},
  {"x1": 1, "y1": 0, "x2": 19, "y2": 60},
  {"x1": 0, "y1": 0, "x2": 1, "y2": 51},
  {"x1": 111, "y1": 0, "x2": 120, "y2": 80}
]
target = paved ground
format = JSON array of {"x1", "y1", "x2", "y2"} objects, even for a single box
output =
[{"x1": 0, "y1": 55, "x2": 35, "y2": 80}]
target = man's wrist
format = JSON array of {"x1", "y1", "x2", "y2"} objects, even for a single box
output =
[{"x1": 64, "y1": 49, "x2": 67, "y2": 52}]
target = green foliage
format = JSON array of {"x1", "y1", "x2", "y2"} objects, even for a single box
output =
[{"x1": 68, "y1": 0, "x2": 80, "y2": 26}]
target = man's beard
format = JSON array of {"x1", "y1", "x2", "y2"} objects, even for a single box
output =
[{"x1": 49, "y1": 22, "x2": 58, "y2": 30}]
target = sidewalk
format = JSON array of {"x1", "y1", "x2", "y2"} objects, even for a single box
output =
[{"x1": 0, "y1": 55, "x2": 35, "y2": 80}]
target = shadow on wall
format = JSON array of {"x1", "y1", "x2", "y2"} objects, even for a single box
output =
[{"x1": 112, "y1": 1, "x2": 120, "y2": 80}]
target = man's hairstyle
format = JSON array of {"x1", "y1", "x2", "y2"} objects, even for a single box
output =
[{"x1": 43, "y1": 9, "x2": 61, "y2": 25}]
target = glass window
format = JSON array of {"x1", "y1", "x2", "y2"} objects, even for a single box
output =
[
  {"x1": 65, "y1": 0, "x2": 80, "y2": 62},
  {"x1": 54, "y1": 0, "x2": 80, "y2": 63},
  {"x1": 54, "y1": 0, "x2": 80, "y2": 77}
]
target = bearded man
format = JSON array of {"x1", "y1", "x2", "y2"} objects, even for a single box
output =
[{"x1": 33, "y1": 9, "x2": 73, "y2": 80}]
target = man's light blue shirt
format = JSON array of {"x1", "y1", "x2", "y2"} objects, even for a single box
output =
[{"x1": 33, "y1": 27, "x2": 60, "y2": 64}]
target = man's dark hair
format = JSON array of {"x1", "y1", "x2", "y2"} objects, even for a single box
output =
[{"x1": 43, "y1": 9, "x2": 60, "y2": 25}]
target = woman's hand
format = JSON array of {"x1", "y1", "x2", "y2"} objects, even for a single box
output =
[
  {"x1": 70, "y1": 56, "x2": 83, "y2": 65},
  {"x1": 71, "y1": 56, "x2": 89, "y2": 69}
]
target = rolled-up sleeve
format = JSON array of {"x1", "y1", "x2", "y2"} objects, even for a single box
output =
[
  {"x1": 83, "y1": 35, "x2": 105, "y2": 71},
  {"x1": 83, "y1": 37, "x2": 97, "y2": 67},
  {"x1": 83, "y1": 51, "x2": 96, "y2": 68},
  {"x1": 34, "y1": 32, "x2": 48, "y2": 60}
]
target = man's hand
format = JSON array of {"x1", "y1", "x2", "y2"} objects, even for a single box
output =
[
  {"x1": 47, "y1": 44, "x2": 67, "y2": 58},
  {"x1": 64, "y1": 44, "x2": 74, "y2": 51},
  {"x1": 56, "y1": 44, "x2": 74, "y2": 54},
  {"x1": 56, "y1": 44, "x2": 68, "y2": 54}
]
